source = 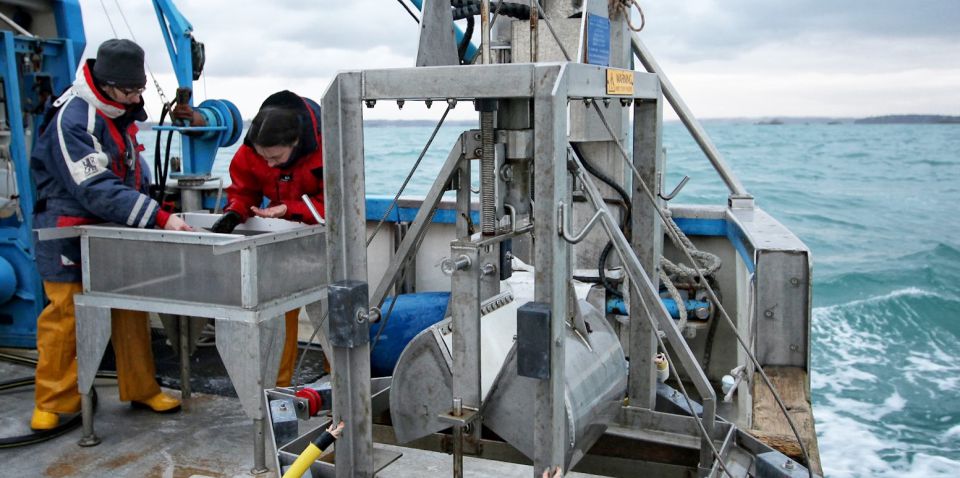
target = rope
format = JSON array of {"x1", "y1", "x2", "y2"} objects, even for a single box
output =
[
  {"x1": 659, "y1": 269, "x2": 688, "y2": 331},
  {"x1": 112, "y1": 0, "x2": 168, "y2": 105},
  {"x1": 366, "y1": 103, "x2": 452, "y2": 247},
  {"x1": 659, "y1": 211, "x2": 721, "y2": 284},
  {"x1": 590, "y1": 100, "x2": 814, "y2": 476},
  {"x1": 612, "y1": 0, "x2": 646, "y2": 32},
  {"x1": 293, "y1": 312, "x2": 327, "y2": 391},
  {"x1": 98, "y1": 0, "x2": 118, "y2": 37}
]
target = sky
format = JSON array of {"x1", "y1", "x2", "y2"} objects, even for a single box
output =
[{"x1": 75, "y1": 0, "x2": 960, "y2": 121}]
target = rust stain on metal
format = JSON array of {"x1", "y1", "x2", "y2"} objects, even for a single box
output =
[
  {"x1": 44, "y1": 449, "x2": 97, "y2": 477},
  {"x1": 101, "y1": 451, "x2": 142, "y2": 469}
]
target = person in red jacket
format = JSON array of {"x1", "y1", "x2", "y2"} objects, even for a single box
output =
[{"x1": 210, "y1": 91, "x2": 324, "y2": 386}]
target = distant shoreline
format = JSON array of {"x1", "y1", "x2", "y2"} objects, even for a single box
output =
[{"x1": 140, "y1": 115, "x2": 958, "y2": 129}]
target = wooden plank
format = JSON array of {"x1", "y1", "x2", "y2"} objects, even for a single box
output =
[{"x1": 750, "y1": 366, "x2": 823, "y2": 475}]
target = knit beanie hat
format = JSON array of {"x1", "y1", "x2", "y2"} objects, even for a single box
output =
[{"x1": 92, "y1": 39, "x2": 146, "y2": 88}]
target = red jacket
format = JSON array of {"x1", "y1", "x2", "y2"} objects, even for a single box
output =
[{"x1": 224, "y1": 93, "x2": 324, "y2": 223}]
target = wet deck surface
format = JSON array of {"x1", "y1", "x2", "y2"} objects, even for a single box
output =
[
  {"x1": 1, "y1": 360, "x2": 258, "y2": 477},
  {"x1": 1, "y1": 359, "x2": 601, "y2": 477}
]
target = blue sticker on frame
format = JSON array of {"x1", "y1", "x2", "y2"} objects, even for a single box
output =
[{"x1": 586, "y1": 13, "x2": 610, "y2": 66}]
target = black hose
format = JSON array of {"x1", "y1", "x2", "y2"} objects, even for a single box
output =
[
  {"x1": 0, "y1": 383, "x2": 100, "y2": 449},
  {"x1": 160, "y1": 129, "x2": 175, "y2": 206},
  {"x1": 451, "y1": 1, "x2": 541, "y2": 21},
  {"x1": 458, "y1": 15, "x2": 475, "y2": 64},
  {"x1": 152, "y1": 103, "x2": 170, "y2": 202},
  {"x1": 0, "y1": 356, "x2": 109, "y2": 449},
  {"x1": 570, "y1": 143, "x2": 633, "y2": 298}
]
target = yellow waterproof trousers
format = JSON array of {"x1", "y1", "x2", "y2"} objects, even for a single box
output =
[
  {"x1": 276, "y1": 309, "x2": 300, "y2": 387},
  {"x1": 35, "y1": 281, "x2": 161, "y2": 413}
]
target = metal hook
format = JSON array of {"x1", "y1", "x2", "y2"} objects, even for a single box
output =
[
  {"x1": 659, "y1": 175, "x2": 690, "y2": 201},
  {"x1": 558, "y1": 201, "x2": 607, "y2": 244}
]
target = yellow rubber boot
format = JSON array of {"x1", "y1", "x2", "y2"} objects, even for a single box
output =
[
  {"x1": 30, "y1": 408, "x2": 59, "y2": 431},
  {"x1": 132, "y1": 392, "x2": 181, "y2": 413},
  {"x1": 276, "y1": 309, "x2": 300, "y2": 387}
]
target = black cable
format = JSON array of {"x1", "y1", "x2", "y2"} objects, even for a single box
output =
[
  {"x1": 451, "y1": 1, "x2": 539, "y2": 21},
  {"x1": 458, "y1": 15, "x2": 475, "y2": 64},
  {"x1": 152, "y1": 103, "x2": 170, "y2": 202},
  {"x1": 395, "y1": 0, "x2": 419, "y2": 23},
  {"x1": 0, "y1": 355, "x2": 113, "y2": 448},
  {"x1": 0, "y1": 381, "x2": 102, "y2": 449},
  {"x1": 571, "y1": 143, "x2": 633, "y2": 298},
  {"x1": 160, "y1": 128, "x2": 175, "y2": 206}
]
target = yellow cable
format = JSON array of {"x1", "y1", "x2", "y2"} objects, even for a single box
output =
[{"x1": 281, "y1": 443, "x2": 322, "y2": 478}]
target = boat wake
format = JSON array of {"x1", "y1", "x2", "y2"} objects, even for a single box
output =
[{"x1": 811, "y1": 283, "x2": 960, "y2": 477}]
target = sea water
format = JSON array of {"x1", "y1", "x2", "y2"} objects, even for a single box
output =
[{"x1": 149, "y1": 122, "x2": 960, "y2": 477}]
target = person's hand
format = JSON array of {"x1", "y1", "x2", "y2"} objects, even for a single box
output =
[
  {"x1": 250, "y1": 204, "x2": 287, "y2": 219},
  {"x1": 211, "y1": 211, "x2": 242, "y2": 234},
  {"x1": 328, "y1": 420, "x2": 345, "y2": 439},
  {"x1": 163, "y1": 214, "x2": 194, "y2": 232},
  {"x1": 170, "y1": 103, "x2": 207, "y2": 126}
]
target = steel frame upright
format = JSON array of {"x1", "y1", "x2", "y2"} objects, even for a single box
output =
[
  {"x1": 321, "y1": 71, "x2": 374, "y2": 477},
  {"x1": 321, "y1": 62, "x2": 668, "y2": 477}
]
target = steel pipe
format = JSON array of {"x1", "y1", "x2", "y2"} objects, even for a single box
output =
[{"x1": 631, "y1": 33, "x2": 751, "y2": 200}]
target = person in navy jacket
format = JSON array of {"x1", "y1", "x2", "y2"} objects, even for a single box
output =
[{"x1": 28, "y1": 39, "x2": 187, "y2": 430}]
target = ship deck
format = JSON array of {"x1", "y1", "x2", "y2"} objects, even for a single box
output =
[{"x1": 1, "y1": 359, "x2": 607, "y2": 477}]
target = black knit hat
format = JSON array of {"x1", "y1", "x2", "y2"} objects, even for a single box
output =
[{"x1": 92, "y1": 39, "x2": 146, "y2": 88}]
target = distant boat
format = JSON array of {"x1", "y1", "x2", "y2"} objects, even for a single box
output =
[
  {"x1": 827, "y1": 120, "x2": 843, "y2": 125},
  {"x1": 756, "y1": 118, "x2": 785, "y2": 125}
]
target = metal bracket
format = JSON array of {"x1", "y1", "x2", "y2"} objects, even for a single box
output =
[
  {"x1": 517, "y1": 301, "x2": 552, "y2": 380},
  {"x1": 328, "y1": 280, "x2": 370, "y2": 348},
  {"x1": 437, "y1": 406, "x2": 481, "y2": 428}
]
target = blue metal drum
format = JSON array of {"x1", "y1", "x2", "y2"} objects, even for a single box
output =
[{"x1": 369, "y1": 292, "x2": 450, "y2": 377}]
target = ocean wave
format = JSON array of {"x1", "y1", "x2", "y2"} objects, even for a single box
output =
[
  {"x1": 815, "y1": 243, "x2": 960, "y2": 307},
  {"x1": 812, "y1": 285, "x2": 960, "y2": 477}
]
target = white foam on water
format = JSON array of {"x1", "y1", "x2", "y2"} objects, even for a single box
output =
[
  {"x1": 820, "y1": 391, "x2": 905, "y2": 422},
  {"x1": 892, "y1": 454, "x2": 960, "y2": 478},
  {"x1": 818, "y1": 408, "x2": 960, "y2": 478},
  {"x1": 812, "y1": 287, "x2": 960, "y2": 477},
  {"x1": 816, "y1": 408, "x2": 895, "y2": 478}
]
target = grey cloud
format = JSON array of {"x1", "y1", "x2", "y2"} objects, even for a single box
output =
[{"x1": 641, "y1": 0, "x2": 960, "y2": 62}]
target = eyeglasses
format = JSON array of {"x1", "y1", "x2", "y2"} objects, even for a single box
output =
[{"x1": 115, "y1": 86, "x2": 146, "y2": 96}]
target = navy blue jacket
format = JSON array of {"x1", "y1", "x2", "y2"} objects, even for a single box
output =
[{"x1": 31, "y1": 60, "x2": 162, "y2": 282}]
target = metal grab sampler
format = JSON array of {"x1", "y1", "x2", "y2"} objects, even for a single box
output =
[{"x1": 319, "y1": 62, "x2": 738, "y2": 477}]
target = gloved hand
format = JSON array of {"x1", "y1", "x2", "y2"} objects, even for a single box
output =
[
  {"x1": 211, "y1": 211, "x2": 242, "y2": 234},
  {"x1": 170, "y1": 103, "x2": 207, "y2": 127}
]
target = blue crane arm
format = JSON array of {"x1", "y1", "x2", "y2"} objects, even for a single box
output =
[{"x1": 151, "y1": 0, "x2": 195, "y2": 91}]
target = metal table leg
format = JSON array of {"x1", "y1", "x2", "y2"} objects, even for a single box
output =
[
  {"x1": 75, "y1": 304, "x2": 113, "y2": 447},
  {"x1": 216, "y1": 315, "x2": 285, "y2": 474},
  {"x1": 179, "y1": 315, "x2": 192, "y2": 405}
]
